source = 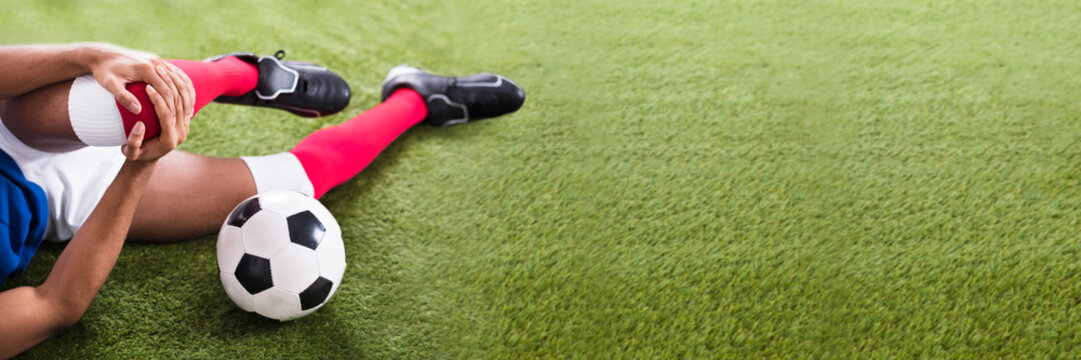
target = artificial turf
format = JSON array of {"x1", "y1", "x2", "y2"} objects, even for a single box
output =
[{"x1": 3, "y1": 0, "x2": 1081, "y2": 358}]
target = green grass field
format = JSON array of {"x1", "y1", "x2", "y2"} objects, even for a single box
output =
[{"x1": 3, "y1": 0, "x2": 1081, "y2": 357}]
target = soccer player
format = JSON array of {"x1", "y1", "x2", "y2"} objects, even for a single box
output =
[{"x1": 0, "y1": 42, "x2": 524, "y2": 356}]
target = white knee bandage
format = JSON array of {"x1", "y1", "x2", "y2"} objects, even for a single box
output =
[
  {"x1": 68, "y1": 75, "x2": 127, "y2": 146},
  {"x1": 241, "y1": 152, "x2": 315, "y2": 197}
]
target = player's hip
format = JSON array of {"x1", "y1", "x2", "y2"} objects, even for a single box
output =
[{"x1": 0, "y1": 115, "x2": 124, "y2": 241}]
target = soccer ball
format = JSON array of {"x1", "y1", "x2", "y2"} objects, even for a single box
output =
[{"x1": 216, "y1": 190, "x2": 346, "y2": 321}]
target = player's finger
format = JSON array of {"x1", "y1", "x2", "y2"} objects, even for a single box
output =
[
  {"x1": 158, "y1": 65, "x2": 182, "y2": 128},
  {"x1": 103, "y1": 79, "x2": 142, "y2": 115},
  {"x1": 168, "y1": 70, "x2": 184, "y2": 141},
  {"x1": 123, "y1": 121, "x2": 146, "y2": 160},
  {"x1": 150, "y1": 86, "x2": 179, "y2": 151},
  {"x1": 181, "y1": 65, "x2": 196, "y2": 121},
  {"x1": 148, "y1": 65, "x2": 176, "y2": 116},
  {"x1": 164, "y1": 64, "x2": 191, "y2": 127},
  {"x1": 118, "y1": 91, "x2": 141, "y2": 115},
  {"x1": 146, "y1": 85, "x2": 176, "y2": 135},
  {"x1": 177, "y1": 123, "x2": 189, "y2": 145},
  {"x1": 137, "y1": 61, "x2": 169, "y2": 98},
  {"x1": 165, "y1": 63, "x2": 194, "y2": 122},
  {"x1": 146, "y1": 85, "x2": 173, "y2": 125}
]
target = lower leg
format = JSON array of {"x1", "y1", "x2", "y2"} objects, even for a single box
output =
[
  {"x1": 292, "y1": 89, "x2": 426, "y2": 198},
  {"x1": 129, "y1": 66, "x2": 522, "y2": 241},
  {"x1": 130, "y1": 90, "x2": 428, "y2": 241},
  {"x1": 129, "y1": 151, "x2": 256, "y2": 242},
  {"x1": 119, "y1": 58, "x2": 256, "y2": 140}
]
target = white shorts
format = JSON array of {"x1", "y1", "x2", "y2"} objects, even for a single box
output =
[{"x1": 0, "y1": 115, "x2": 124, "y2": 241}]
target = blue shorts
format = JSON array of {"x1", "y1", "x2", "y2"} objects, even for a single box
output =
[{"x1": 0, "y1": 148, "x2": 48, "y2": 286}]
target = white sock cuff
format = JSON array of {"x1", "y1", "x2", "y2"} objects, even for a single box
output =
[
  {"x1": 241, "y1": 152, "x2": 315, "y2": 197},
  {"x1": 68, "y1": 75, "x2": 126, "y2": 146}
]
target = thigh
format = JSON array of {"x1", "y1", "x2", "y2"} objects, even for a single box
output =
[
  {"x1": 0, "y1": 80, "x2": 84, "y2": 152},
  {"x1": 128, "y1": 151, "x2": 257, "y2": 243}
]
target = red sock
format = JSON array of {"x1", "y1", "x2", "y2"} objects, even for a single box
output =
[
  {"x1": 116, "y1": 56, "x2": 259, "y2": 138},
  {"x1": 291, "y1": 89, "x2": 428, "y2": 198}
]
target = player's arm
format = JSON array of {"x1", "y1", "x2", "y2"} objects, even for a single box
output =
[
  {"x1": 0, "y1": 159, "x2": 156, "y2": 358},
  {"x1": 0, "y1": 42, "x2": 183, "y2": 115},
  {"x1": 0, "y1": 76, "x2": 189, "y2": 358}
]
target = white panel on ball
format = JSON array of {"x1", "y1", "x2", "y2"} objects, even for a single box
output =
[
  {"x1": 252, "y1": 287, "x2": 308, "y2": 321},
  {"x1": 316, "y1": 232, "x2": 347, "y2": 281},
  {"x1": 220, "y1": 271, "x2": 256, "y2": 312},
  {"x1": 216, "y1": 225, "x2": 245, "y2": 273},
  {"x1": 271, "y1": 245, "x2": 321, "y2": 294},
  {"x1": 239, "y1": 211, "x2": 292, "y2": 259}
]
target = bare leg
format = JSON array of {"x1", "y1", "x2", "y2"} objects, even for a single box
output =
[
  {"x1": 0, "y1": 77, "x2": 256, "y2": 242},
  {"x1": 8, "y1": 89, "x2": 425, "y2": 243},
  {"x1": 128, "y1": 150, "x2": 257, "y2": 243},
  {"x1": 3, "y1": 67, "x2": 443, "y2": 244},
  {"x1": 0, "y1": 80, "x2": 85, "y2": 152},
  {"x1": 0, "y1": 73, "x2": 284, "y2": 243}
]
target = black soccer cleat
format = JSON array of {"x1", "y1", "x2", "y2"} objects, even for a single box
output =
[
  {"x1": 207, "y1": 50, "x2": 351, "y2": 117},
  {"x1": 380, "y1": 65, "x2": 525, "y2": 126}
]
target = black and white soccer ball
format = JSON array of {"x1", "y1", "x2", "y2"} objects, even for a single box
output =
[{"x1": 217, "y1": 190, "x2": 346, "y2": 321}]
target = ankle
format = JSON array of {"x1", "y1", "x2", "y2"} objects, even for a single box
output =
[{"x1": 216, "y1": 56, "x2": 259, "y2": 96}]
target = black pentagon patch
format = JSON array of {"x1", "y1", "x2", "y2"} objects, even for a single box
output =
[
  {"x1": 287, "y1": 211, "x2": 326, "y2": 250},
  {"x1": 299, "y1": 277, "x2": 333, "y2": 310},
  {"x1": 227, "y1": 197, "x2": 261, "y2": 227},
  {"x1": 234, "y1": 254, "x2": 273, "y2": 294}
]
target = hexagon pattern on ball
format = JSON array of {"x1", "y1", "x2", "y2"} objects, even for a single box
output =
[
  {"x1": 287, "y1": 210, "x2": 325, "y2": 250},
  {"x1": 234, "y1": 254, "x2": 273, "y2": 294},
  {"x1": 217, "y1": 190, "x2": 347, "y2": 321}
]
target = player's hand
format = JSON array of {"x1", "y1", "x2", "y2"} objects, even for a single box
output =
[
  {"x1": 121, "y1": 81, "x2": 190, "y2": 161},
  {"x1": 83, "y1": 43, "x2": 195, "y2": 120},
  {"x1": 154, "y1": 62, "x2": 195, "y2": 128}
]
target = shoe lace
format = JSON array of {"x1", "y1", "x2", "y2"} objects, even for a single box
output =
[{"x1": 274, "y1": 50, "x2": 286, "y2": 60}]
